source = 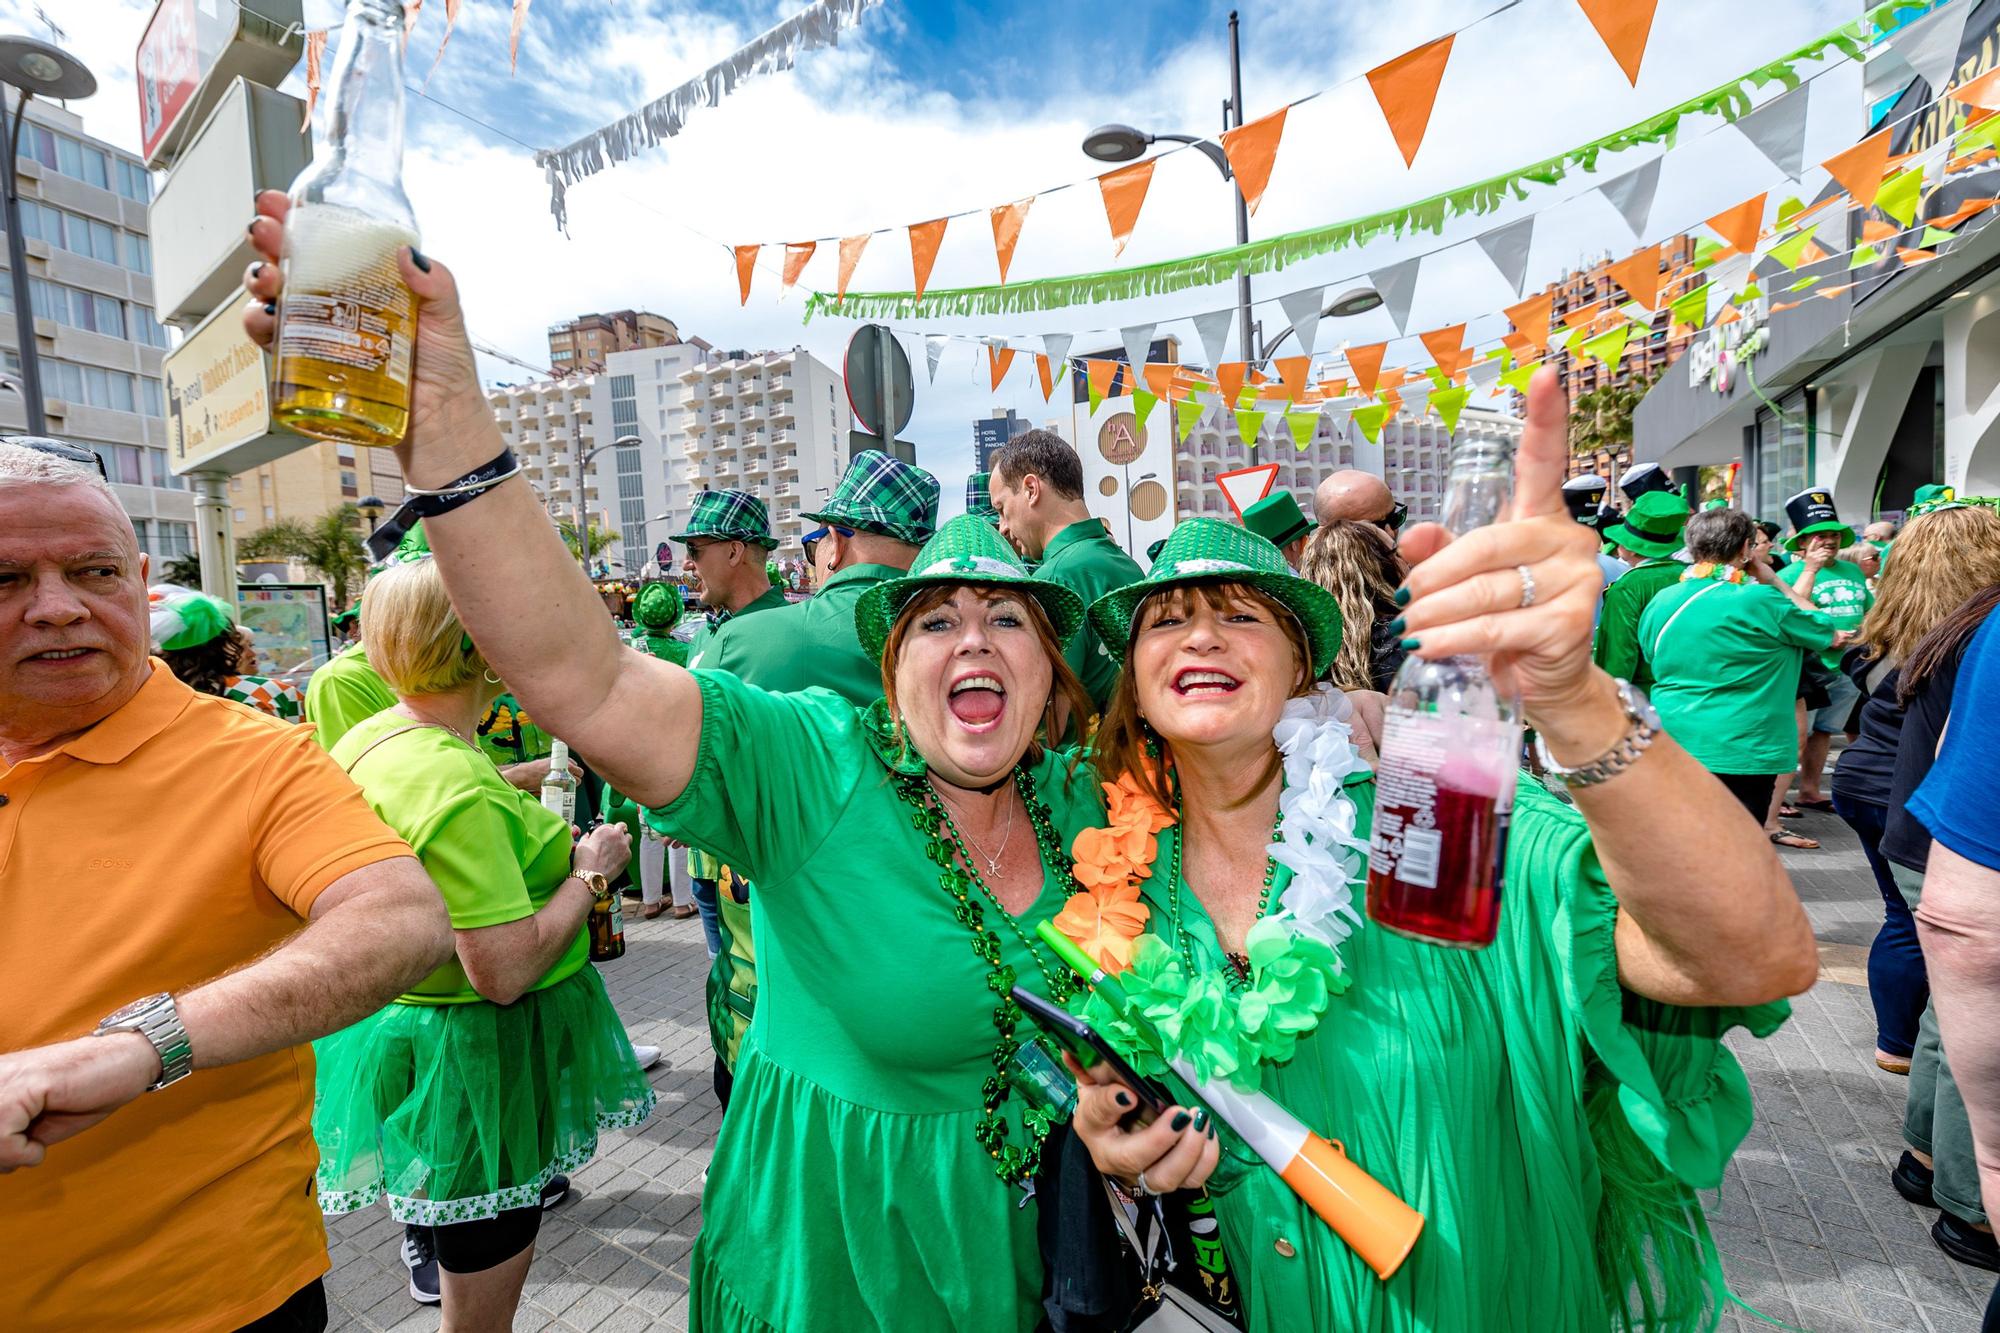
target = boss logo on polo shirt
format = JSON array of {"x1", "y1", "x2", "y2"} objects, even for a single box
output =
[{"x1": 84, "y1": 856, "x2": 135, "y2": 872}]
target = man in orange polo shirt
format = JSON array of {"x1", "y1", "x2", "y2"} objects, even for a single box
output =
[{"x1": 0, "y1": 439, "x2": 454, "y2": 1331}]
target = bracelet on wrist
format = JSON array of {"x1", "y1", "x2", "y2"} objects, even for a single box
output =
[{"x1": 404, "y1": 449, "x2": 520, "y2": 518}]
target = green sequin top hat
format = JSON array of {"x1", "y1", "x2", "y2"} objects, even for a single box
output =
[
  {"x1": 1602, "y1": 490, "x2": 1691, "y2": 559},
  {"x1": 802, "y1": 450, "x2": 940, "y2": 547},
  {"x1": 1783, "y1": 487, "x2": 1852, "y2": 550},
  {"x1": 853, "y1": 514, "x2": 1085, "y2": 661},
  {"x1": 1241, "y1": 491, "x2": 1316, "y2": 549},
  {"x1": 633, "y1": 581, "x2": 684, "y2": 630},
  {"x1": 965, "y1": 471, "x2": 998, "y2": 520},
  {"x1": 672, "y1": 489, "x2": 778, "y2": 549},
  {"x1": 148, "y1": 585, "x2": 236, "y2": 651},
  {"x1": 1087, "y1": 517, "x2": 1344, "y2": 678}
]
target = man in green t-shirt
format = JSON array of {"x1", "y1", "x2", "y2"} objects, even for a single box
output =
[
  {"x1": 987, "y1": 428, "x2": 1143, "y2": 711},
  {"x1": 1592, "y1": 490, "x2": 1690, "y2": 691},
  {"x1": 677, "y1": 490, "x2": 787, "y2": 675},
  {"x1": 1778, "y1": 488, "x2": 1873, "y2": 806}
]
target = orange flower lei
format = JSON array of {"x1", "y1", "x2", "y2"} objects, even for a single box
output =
[{"x1": 1051, "y1": 772, "x2": 1175, "y2": 974}]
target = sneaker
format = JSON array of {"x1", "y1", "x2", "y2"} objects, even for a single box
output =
[
  {"x1": 540, "y1": 1174, "x2": 571, "y2": 1211},
  {"x1": 399, "y1": 1225, "x2": 441, "y2": 1305},
  {"x1": 1894, "y1": 1151, "x2": 1937, "y2": 1208},
  {"x1": 1933, "y1": 1211, "x2": 2000, "y2": 1272},
  {"x1": 633, "y1": 1043, "x2": 664, "y2": 1072}
]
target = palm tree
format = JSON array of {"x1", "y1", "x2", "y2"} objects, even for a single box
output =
[
  {"x1": 1568, "y1": 370, "x2": 1661, "y2": 477},
  {"x1": 241, "y1": 504, "x2": 372, "y2": 611},
  {"x1": 556, "y1": 520, "x2": 620, "y2": 563}
]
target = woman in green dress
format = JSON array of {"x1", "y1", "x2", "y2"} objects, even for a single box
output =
[{"x1": 1061, "y1": 372, "x2": 1819, "y2": 1330}]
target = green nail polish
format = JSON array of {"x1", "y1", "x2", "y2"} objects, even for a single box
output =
[
  {"x1": 1392, "y1": 587, "x2": 1411, "y2": 606},
  {"x1": 1386, "y1": 616, "x2": 1405, "y2": 635},
  {"x1": 1170, "y1": 1111, "x2": 1191, "y2": 1131},
  {"x1": 1193, "y1": 1110, "x2": 1209, "y2": 1132},
  {"x1": 1400, "y1": 637, "x2": 1421, "y2": 651}
]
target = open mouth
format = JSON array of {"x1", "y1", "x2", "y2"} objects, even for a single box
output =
[
  {"x1": 27, "y1": 647, "x2": 97, "y2": 664},
  {"x1": 1173, "y1": 668, "x2": 1241, "y2": 697},
  {"x1": 947, "y1": 672, "x2": 1007, "y2": 729}
]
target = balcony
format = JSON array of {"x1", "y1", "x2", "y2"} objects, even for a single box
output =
[
  {"x1": 739, "y1": 401, "x2": 767, "y2": 424},
  {"x1": 743, "y1": 454, "x2": 770, "y2": 476},
  {"x1": 771, "y1": 429, "x2": 798, "y2": 450},
  {"x1": 768, "y1": 374, "x2": 793, "y2": 393},
  {"x1": 682, "y1": 411, "x2": 709, "y2": 432},
  {"x1": 736, "y1": 377, "x2": 764, "y2": 401},
  {"x1": 769, "y1": 400, "x2": 796, "y2": 424}
]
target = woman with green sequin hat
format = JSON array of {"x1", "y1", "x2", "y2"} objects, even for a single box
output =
[
  {"x1": 1056, "y1": 371, "x2": 1816, "y2": 1332},
  {"x1": 148, "y1": 584, "x2": 305, "y2": 721}
]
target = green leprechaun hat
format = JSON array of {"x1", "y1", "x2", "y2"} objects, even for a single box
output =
[
  {"x1": 1603, "y1": 491, "x2": 1691, "y2": 559},
  {"x1": 853, "y1": 514, "x2": 1084, "y2": 660},
  {"x1": 672, "y1": 489, "x2": 778, "y2": 549},
  {"x1": 803, "y1": 450, "x2": 941, "y2": 546},
  {"x1": 1783, "y1": 487, "x2": 1853, "y2": 550},
  {"x1": 1913, "y1": 483, "x2": 1956, "y2": 507},
  {"x1": 1088, "y1": 517, "x2": 1343, "y2": 677},
  {"x1": 1241, "y1": 491, "x2": 1316, "y2": 550}
]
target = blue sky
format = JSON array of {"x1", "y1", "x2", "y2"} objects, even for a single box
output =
[{"x1": 24, "y1": 0, "x2": 1861, "y2": 515}]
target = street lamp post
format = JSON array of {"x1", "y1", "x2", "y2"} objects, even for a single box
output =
[
  {"x1": 568, "y1": 428, "x2": 642, "y2": 571},
  {"x1": 0, "y1": 37, "x2": 95, "y2": 434}
]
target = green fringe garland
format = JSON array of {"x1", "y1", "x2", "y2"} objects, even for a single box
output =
[{"x1": 802, "y1": 17, "x2": 1873, "y2": 324}]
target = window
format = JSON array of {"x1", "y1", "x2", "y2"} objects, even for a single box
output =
[
  {"x1": 340, "y1": 469, "x2": 357, "y2": 489},
  {"x1": 123, "y1": 233, "x2": 151, "y2": 273},
  {"x1": 22, "y1": 124, "x2": 55, "y2": 170},
  {"x1": 155, "y1": 520, "x2": 193, "y2": 556},
  {"x1": 130, "y1": 304, "x2": 170, "y2": 348},
  {"x1": 234, "y1": 508, "x2": 247, "y2": 523},
  {"x1": 141, "y1": 378, "x2": 164, "y2": 417}
]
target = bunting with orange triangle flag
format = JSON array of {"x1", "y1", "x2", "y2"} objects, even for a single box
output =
[
  {"x1": 781, "y1": 241, "x2": 815, "y2": 290},
  {"x1": 1086, "y1": 359, "x2": 1119, "y2": 411},
  {"x1": 1036, "y1": 354, "x2": 1056, "y2": 401},
  {"x1": 1273, "y1": 355, "x2": 1312, "y2": 404},
  {"x1": 837, "y1": 234, "x2": 869, "y2": 301},
  {"x1": 1823, "y1": 129, "x2": 1892, "y2": 211},
  {"x1": 1948, "y1": 67, "x2": 2000, "y2": 113},
  {"x1": 1143, "y1": 363, "x2": 1176, "y2": 400},
  {"x1": 1344, "y1": 343, "x2": 1387, "y2": 396},
  {"x1": 1503, "y1": 292, "x2": 1554, "y2": 350},
  {"x1": 1098, "y1": 160, "x2": 1156, "y2": 257},
  {"x1": 989, "y1": 345, "x2": 1016, "y2": 391},
  {"x1": 1862, "y1": 217, "x2": 1899, "y2": 243},
  {"x1": 990, "y1": 197, "x2": 1032, "y2": 285},
  {"x1": 1366, "y1": 34, "x2": 1455, "y2": 168},
  {"x1": 1417, "y1": 324, "x2": 1465, "y2": 369},
  {"x1": 1705, "y1": 194, "x2": 1766, "y2": 254},
  {"x1": 1220, "y1": 107, "x2": 1288, "y2": 216},
  {"x1": 908, "y1": 218, "x2": 948, "y2": 302},
  {"x1": 734, "y1": 245, "x2": 759, "y2": 305},
  {"x1": 1602, "y1": 243, "x2": 1662, "y2": 310},
  {"x1": 1575, "y1": 0, "x2": 1658, "y2": 85},
  {"x1": 1215, "y1": 362, "x2": 1250, "y2": 409}
]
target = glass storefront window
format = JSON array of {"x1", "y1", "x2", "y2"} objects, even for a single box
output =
[{"x1": 1754, "y1": 392, "x2": 1813, "y2": 519}]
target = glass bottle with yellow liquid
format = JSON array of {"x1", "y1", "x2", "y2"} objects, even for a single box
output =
[{"x1": 273, "y1": 0, "x2": 419, "y2": 446}]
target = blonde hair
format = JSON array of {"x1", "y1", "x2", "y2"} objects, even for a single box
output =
[
  {"x1": 1297, "y1": 519, "x2": 1399, "y2": 692},
  {"x1": 359, "y1": 559, "x2": 488, "y2": 697},
  {"x1": 1858, "y1": 505, "x2": 2000, "y2": 667}
]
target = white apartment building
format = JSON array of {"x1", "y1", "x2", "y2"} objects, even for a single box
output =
[
  {"x1": 4, "y1": 96, "x2": 187, "y2": 560},
  {"x1": 487, "y1": 375, "x2": 615, "y2": 556},
  {"x1": 595, "y1": 341, "x2": 714, "y2": 577},
  {"x1": 677, "y1": 347, "x2": 851, "y2": 561},
  {"x1": 1173, "y1": 411, "x2": 1382, "y2": 525},
  {"x1": 1379, "y1": 404, "x2": 1525, "y2": 524}
]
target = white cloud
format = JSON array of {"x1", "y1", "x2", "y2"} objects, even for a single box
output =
[{"x1": 7, "y1": 0, "x2": 1862, "y2": 517}]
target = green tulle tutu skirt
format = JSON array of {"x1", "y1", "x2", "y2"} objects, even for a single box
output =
[{"x1": 312, "y1": 966, "x2": 655, "y2": 1226}]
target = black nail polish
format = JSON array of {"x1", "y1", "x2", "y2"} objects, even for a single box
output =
[
  {"x1": 251, "y1": 261, "x2": 265, "y2": 280},
  {"x1": 1114, "y1": 1091, "x2": 1132, "y2": 1108},
  {"x1": 1170, "y1": 1111, "x2": 1191, "y2": 1131},
  {"x1": 1386, "y1": 616, "x2": 1405, "y2": 636},
  {"x1": 247, "y1": 218, "x2": 260, "y2": 236},
  {"x1": 262, "y1": 301, "x2": 275, "y2": 316},
  {"x1": 1400, "y1": 637, "x2": 1421, "y2": 651},
  {"x1": 410, "y1": 249, "x2": 432, "y2": 273},
  {"x1": 1392, "y1": 587, "x2": 1411, "y2": 606}
]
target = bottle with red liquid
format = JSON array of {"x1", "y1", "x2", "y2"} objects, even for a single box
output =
[{"x1": 1367, "y1": 436, "x2": 1523, "y2": 948}]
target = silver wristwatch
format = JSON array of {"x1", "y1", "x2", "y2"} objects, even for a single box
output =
[
  {"x1": 95, "y1": 992, "x2": 194, "y2": 1091},
  {"x1": 1533, "y1": 679, "x2": 1660, "y2": 788}
]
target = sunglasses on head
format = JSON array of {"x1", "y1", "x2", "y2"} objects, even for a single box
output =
[{"x1": 11, "y1": 435, "x2": 109, "y2": 480}]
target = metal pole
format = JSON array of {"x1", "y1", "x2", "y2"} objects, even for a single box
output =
[
  {"x1": 876, "y1": 325, "x2": 900, "y2": 465},
  {"x1": 571, "y1": 410, "x2": 589, "y2": 570},
  {"x1": 1228, "y1": 12, "x2": 1254, "y2": 364},
  {"x1": 190, "y1": 472, "x2": 236, "y2": 605},
  {"x1": 1, "y1": 91, "x2": 45, "y2": 432}
]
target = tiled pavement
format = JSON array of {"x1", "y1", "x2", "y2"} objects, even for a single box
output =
[{"x1": 327, "y1": 809, "x2": 1996, "y2": 1332}]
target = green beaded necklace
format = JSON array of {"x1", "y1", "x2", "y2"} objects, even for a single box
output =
[
  {"x1": 896, "y1": 765, "x2": 1080, "y2": 1187},
  {"x1": 1164, "y1": 799, "x2": 1286, "y2": 990}
]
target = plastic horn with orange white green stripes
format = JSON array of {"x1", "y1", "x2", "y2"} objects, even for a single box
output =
[{"x1": 1036, "y1": 920, "x2": 1424, "y2": 1280}]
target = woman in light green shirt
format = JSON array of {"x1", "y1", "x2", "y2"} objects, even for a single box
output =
[{"x1": 312, "y1": 557, "x2": 653, "y2": 1325}]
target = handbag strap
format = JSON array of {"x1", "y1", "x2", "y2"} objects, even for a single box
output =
[
  {"x1": 338, "y1": 723, "x2": 439, "y2": 774},
  {"x1": 1643, "y1": 580, "x2": 1729, "y2": 663}
]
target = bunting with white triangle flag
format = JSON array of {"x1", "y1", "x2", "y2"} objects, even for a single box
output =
[
  {"x1": 1474, "y1": 214, "x2": 1536, "y2": 297},
  {"x1": 1191, "y1": 309, "x2": 1235, "y2": 372},
  {"x1": 1734, "y1": 84, "x2": 1811, "y2": 181},
  {"x1": 1704, "y1": 252, "x2": 1757, "y2": 323},
  {"x1": 1120, "y1": 323, "x2": 1155, "y2": 381},
  {"x1": 1040, "y1": 332, "x2": 1072, "y2": 384},
  {"x1": 925, "y1": 335, "x2": 948, "y2": 384},
  {"x1": 1885, "y1": 1, "x2": 1971, "y2": 98},
  {"x1": 1466, "y1": 354, "x2": 1504, "y2": 389},
  {"x1": 1277, "y1": 288, "x2": 1325, "y2": 359},
  {"x1": 1368, "y1": 256, "x2": 1423, "y2": 337},
  {"x1": 1597, "y1": 156, "x2": 1662, "y2": 239}
]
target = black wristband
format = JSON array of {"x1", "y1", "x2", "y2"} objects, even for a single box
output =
[{"x1": 405, "y1": 449, "x2": 519, "y2": 518}]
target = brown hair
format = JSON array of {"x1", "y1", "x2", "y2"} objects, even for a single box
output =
[
  {"x1": 1898, "y1": 583, "x2": 2000, "y2": 705},
  {"x1": 1094, "y1": 581, "x2": 1314, "y2": 814},
  {"x1": 161, "y1": 628, "x2": 253, "y2": 698},
  {"x1": 878, "y1": 582, "x2": 1092, "y2": 767},
  {"x1": 1859, "y1": 506, "x2": 2000, "y2": 669},
  {"x1": 1297, "y1": 520, "x2": 1398, "y2": 692}
]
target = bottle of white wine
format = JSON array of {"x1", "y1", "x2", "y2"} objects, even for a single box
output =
[{"x1": 541, "y1": 739, "x2": 577, "y2": 826}]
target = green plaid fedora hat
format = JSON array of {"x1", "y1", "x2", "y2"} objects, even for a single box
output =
[
  {"x1": 1089, "y1": 517, "x2": 1343, "y2": 677},
  {"x1": 673, "y1": 489, "x2": 778, "y2": 549},
  {"x1": 965, "y1": 471, "x2": 999, "y2": 520},
  {"x1": 1602, "y1": 490, "x2": 1690, "y2": 559},
  {"x1": 854, "y1": 514, "x2": 1085, "y2": 660},
  {"x1": 803, "y1": 450, "x2": 940, "y2": 546}
]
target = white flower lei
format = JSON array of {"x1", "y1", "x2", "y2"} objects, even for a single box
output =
[{"x1": 1266, "y1": 683, "x2": 1371, "y2": 957}]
